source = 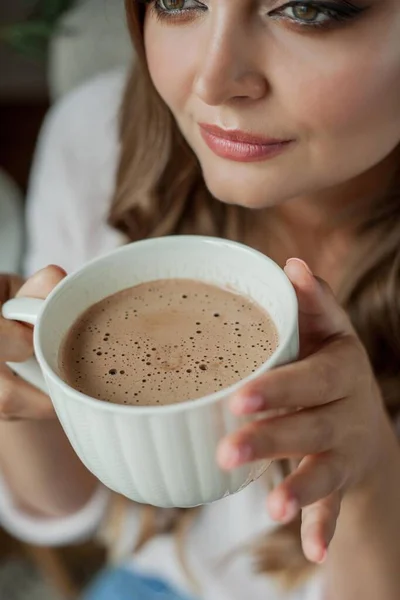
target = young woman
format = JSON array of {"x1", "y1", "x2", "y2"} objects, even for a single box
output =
[{"x1": 0, "y1": 1, "x2": 400, "y2": 599}]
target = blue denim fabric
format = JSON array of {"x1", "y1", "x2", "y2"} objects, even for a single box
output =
[{"x1": 82, "y1": 567, "x2": 196, "y2": 600}]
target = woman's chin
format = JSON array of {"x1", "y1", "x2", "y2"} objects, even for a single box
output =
[{"x1": 203, "y1": 175, "x2": 290, "y2": 211}]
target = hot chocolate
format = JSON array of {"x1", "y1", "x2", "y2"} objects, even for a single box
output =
[{"x1": 59, "y1": 279, "x2": 278, "y2": 406}]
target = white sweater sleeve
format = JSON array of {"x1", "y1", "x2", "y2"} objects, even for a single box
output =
[
  {"x1": 24, "y1": 68, "x2": 128, "y2": 277},
  {"x1": 0, "y1": 70, "x2": 128, "y2": 547},
  {"x1": 0, "y1": 477, "x2": 110, "y2": 547}
]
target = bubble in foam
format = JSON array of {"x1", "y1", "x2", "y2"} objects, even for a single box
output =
[{"x1": 60, "y1": 278, "x2": 278, "y2": 406}]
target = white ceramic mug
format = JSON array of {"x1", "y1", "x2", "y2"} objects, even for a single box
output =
[{"x1": 2, "y1": 236, "x2": 299, "y2": 508}]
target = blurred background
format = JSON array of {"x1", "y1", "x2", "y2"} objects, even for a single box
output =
[{"x1": 0, "y1": 1, "x2": 132, "y2": 598}]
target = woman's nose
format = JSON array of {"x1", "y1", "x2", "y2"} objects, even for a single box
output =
[{"x1": 192, "y1": 21, "x2": 268, "y2": 107}]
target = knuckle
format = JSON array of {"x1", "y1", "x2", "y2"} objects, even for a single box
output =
[
  {"x1": 315, "y1": 277, "x2": 331, "y2": 295},
  {"x1": 341, "y1": 336, "x2": 370, "y2": 388},
  {"x1": 330, "y1": 454, "x2": 350, "y2": 489},
  {"x1": 249, "y1": 422, "x2": 275, "y2": 456},
  {"x1": 0, "y1": 379, "x2": 17, "y2": 419},
  {"x1": 313, "y1": 414, "x2": 335, "y2": 451},
  {"x1": 342, "y1": 335, "x2": 363, "y2": 362},
  {"x1": 0, "y1": 329, "x2": 33, "y2": 362},
  {"x1": 315, "y1": 359, "x2": 335, "y2": 402},
  {"x1": 39, "y1": 403, "x2": 55, "y2": 419},
  {"x1": 328, "y1": 457, "x2": 345, "y2": 490}
]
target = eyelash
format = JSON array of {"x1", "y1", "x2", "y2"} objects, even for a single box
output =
[{"x1": 144, "y1": 0, "x2": 366, "y2": 30}]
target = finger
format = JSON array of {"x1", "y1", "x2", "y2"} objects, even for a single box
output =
[
  {"x1": 301, "y1": 493, "x2": 341, "y2": 564},
  {"x1": 217, "y1": 405, "x2": 339, "y2": 469},
  {"x1": 1, "y1": 266, "x2": 66, "y2": 363},
  {"x1": 16, "y1": 265, "x2": 67, "y2": 300},
  {"x1": 0, "y1": 320, "x2": 34, "y2": 362},
  {"x1": 0, "y1": 274, "x2": 24, "y2": 300},
  {"x1": 230, "y1": 336, "x2": 359, "y2": 415},
  {"x1": 267, "y1": 453, "x2": 346, "y2": 522},
  {"x1": 284, "y1": 258, "x2": 354, "y2": 343},
  {"x1": 0, "y1": 365, "x2": 55, "y2": 420},
  {"x1": 0, "y1": 275, "x2": 32, "y2": 361}
]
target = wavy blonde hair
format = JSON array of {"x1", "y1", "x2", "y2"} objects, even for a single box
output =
[{"x1": 104, "y1": 0, "x2": 400, "y2": 589}]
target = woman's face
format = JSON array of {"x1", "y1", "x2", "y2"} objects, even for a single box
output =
[{"x1": 144, "y1": 0, "x2": 400, "y2": 209}]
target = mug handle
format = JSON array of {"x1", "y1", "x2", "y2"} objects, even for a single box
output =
[{"x1": 2, "y1": 298, "x2": 48, "y2": 394}]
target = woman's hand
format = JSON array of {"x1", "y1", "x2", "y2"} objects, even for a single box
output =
[
  {"x1": 217, "y1": 258, "x2": 389, "y2": 564},
  {"x1": 0, "y1": 266, "x2": 66, "y2": 420}
]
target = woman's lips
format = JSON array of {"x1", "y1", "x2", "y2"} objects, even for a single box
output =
[{"x1": 199, "y1": 124, "x2": 294, "y2": 163}]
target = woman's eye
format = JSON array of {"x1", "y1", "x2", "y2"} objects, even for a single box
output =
[
  {"x1": 281, "y1": 3, "x2": 329, "y2": 24},
  {"x1": 291, "y1": 4, "x2": 322, "y2": 21},
  {"x1": 159, "y1": 0, "x2": 185, "y2": 8},
  {"x1": 147, "y1": 0, "x2": 367, "y2": 28},
  {"x1": 147, "y1": 0, "x2": 207, "y2": 21},
  {"x1": 269, "y1": 1, "x2": 366, "y2": 28},
  {"x1": 157, "y1": 0, "x2": 201, "y2": 11}
]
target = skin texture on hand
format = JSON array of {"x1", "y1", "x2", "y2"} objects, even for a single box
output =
[
  {"x1": 0, "y1": 266, "x2": 97, "y2": 517},
  {"x1": 0, "y1": 274, "x2": 32, "y2": 363},
  {"x1": 218, "y1": 258, "x2": 389, "y2": 564},
  {"x1": 0, "y1": 266, "x2": 66, "y2": 420}
]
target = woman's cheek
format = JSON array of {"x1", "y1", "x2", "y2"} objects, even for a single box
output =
[
  {"x1": 144, "y1": 26, "x2": 198, "y2": 115},
  {"x1": 284, "y1": 46, "x2": 400, "y2": 144}
]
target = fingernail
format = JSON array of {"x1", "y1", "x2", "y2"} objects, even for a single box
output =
[
  {"x1": 232, "y1": 394, "x2": 265, "y2": 414},
  {"x1": 285, "y1": 258, "x2": 313, "y2": 275},
  {"x1": 268, "y1": 495, "x2": 299, "y2": 522},
  {"x1": 218, "y1": 442, "x2": 253, "y2": 469},
  {"x1": 306, "y1": 539, "x2": 328, "y2": 564}
]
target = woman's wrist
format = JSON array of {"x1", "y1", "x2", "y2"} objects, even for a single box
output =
[{"x1": 0, "y1": 419, "x2": 97, "y2": 518}]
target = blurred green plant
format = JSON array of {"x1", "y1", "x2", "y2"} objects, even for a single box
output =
[{"x1": 0, "y1": 0, "x2": 77, "y2": 60}]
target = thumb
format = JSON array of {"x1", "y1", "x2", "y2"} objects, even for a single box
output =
[
  {"x1": 284, "y1": 258, "x2": 354, "y2": 342},
  {"x1": 16, "y1": 265, "x2": 67, "y2": 301},
  {"x1": 0, "y1": 266, "x2": 67, "y2": 363}
]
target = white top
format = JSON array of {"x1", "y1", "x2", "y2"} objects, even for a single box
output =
[
  {"x1": 0, "y1": 169, "x2": 24, "y2": 273},
  {"x1": 0, "y1": 70, "x2": 323, "y2": 600}
]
